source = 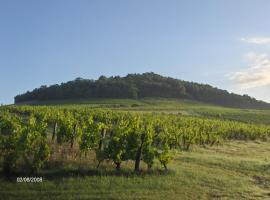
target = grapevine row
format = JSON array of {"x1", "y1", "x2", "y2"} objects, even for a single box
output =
[{"x1": 1, "y1": 105, "x2": 269, "y2": 174}]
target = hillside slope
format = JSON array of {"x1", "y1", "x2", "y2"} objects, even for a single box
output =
[{"x1": 14, "y1": 72, "x2": 270, "y2": 109}]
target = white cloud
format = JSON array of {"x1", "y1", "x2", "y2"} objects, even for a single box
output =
[
  {"x1": 240, "y1": 37, "x2": 270, "y2": 45},
  {"x1": 229, "y1": 52, "x2": 270, "y2": 89}
]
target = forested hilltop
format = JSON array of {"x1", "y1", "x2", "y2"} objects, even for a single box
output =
[{"x1": 14, "y1": 72, "x2": 270, "y2": 109}]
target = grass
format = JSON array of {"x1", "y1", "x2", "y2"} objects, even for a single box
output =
[{"x1": 1, "y1": 140, "x2": 269, "y2": 200}]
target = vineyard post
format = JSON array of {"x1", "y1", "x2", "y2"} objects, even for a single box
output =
[
  {"x1": 52, "y1": 121, "x2": 57, "y2": 141},
  {"x1": 134, "y1": 133, "x2": 146, "y2": 171}
]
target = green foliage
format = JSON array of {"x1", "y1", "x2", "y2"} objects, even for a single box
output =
[
  {"x1": 0, "y1": 112, "x2": 22, "y2": 173},
  {"x1": 0, "y1": 112, "x2": 50, "y2": 173},
  {"x1": 14, "y1": 72, "x2": 270, "y2": 109},
  {"x1": 104, "y1": 117, "x2": 130, "y2": 169},
  {"x1": 80, "y1": 116, "x2": 102, "y2": 151},
  {"x1": 32, "y1": 142, "x2": 50, "y2": 171},
  {"x1": 1, "y1": 105, "x2": 270, "y2": 174}
]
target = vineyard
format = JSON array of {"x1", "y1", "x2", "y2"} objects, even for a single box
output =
[{"x1": 1, "y1": 104, "x2": 270, "y2": 175}]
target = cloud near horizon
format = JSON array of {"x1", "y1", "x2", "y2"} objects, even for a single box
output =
[
  {"x1": 229, "y1": 52, "x2": 270, "y2": 89},
  {"x1": 240, "y1": 37, "x2": 270, "y2": 45}
]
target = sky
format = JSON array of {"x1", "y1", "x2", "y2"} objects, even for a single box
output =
[{"x1": 1, "y1": 0, "x2": 270, "y2": 104}]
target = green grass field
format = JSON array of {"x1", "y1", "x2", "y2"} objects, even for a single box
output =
[
  {"x1": 1, "y1": 98, "x2": 270, "y2": 199},
  {"x1": 1, "y1": 140, "x2": 269, "y2": 200}
]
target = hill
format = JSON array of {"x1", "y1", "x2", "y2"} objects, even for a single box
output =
[{"x1": 14, "y1": 72, "x2": 270, "y2": 109}]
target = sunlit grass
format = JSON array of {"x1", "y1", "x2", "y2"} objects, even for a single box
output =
[{"x1": 1, "y1": 140, "x2": 269, "y2": 200}]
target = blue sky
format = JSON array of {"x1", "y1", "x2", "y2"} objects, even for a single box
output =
[{"x1": 1, "y1": 0, "x2": 270, "y2": 104}]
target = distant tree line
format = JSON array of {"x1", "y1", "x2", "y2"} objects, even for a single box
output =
[{"x1": 14, "y1": 72, "x2": 270, "y2": 109}]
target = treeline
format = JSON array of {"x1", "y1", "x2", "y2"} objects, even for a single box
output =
[{"x1": 14, "y1": 72, "x2": 270, "y2": 109}]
